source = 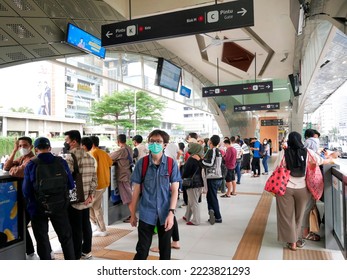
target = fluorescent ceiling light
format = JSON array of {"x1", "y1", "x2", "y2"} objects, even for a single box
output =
[{"x1": 273, "y1": 87, "x2": 288, "y2": 90}]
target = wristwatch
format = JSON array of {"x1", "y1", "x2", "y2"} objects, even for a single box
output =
[{"x1": 169, "y1": 209, "x2": 175, "y2": 214}]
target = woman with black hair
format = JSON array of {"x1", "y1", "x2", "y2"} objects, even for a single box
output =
[{"x1": 275, "y1": 131, "x2": 331, "y2": 251}]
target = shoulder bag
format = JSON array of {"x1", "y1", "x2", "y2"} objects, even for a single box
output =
[
  {"x1": 264, "y1": 156, "x2": 290, "y2": 196},
  {"x1": 305, "y1": 151, "x2": 324, "y2": 200},
  {"x1": 69, "y1": 153, "x2": 85, "y2": 204},
  {"x1": 182, "y1": 167, "x2": 199, "y2": 189}
]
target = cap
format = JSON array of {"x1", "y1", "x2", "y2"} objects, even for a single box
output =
[{"x1": 34, "y1": 137, "x2": 51, "y2": 149}]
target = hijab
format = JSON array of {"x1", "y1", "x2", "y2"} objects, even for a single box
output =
[
  {"x1": 284, "y1": 131, "x2": 307, "y2": 177},
  {"x1": 188, "y1": 143, "x2": 204, "y2": 158}
]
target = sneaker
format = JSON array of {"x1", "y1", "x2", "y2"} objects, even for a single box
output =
[
  {"x1": 26, "y1": 253, "x2": 39, "y2": 260},
  {"x1": 81, "y1": 252, "x2": 92, "y2": 260},
  {"x1": 208, "y1": 209, "x2": 215, "y2": 225},
  {"x1": 262, "y1": 172, "x2": 268, "y2": 175},
  {"x1": 93, "y1": 230, "x2": 108, "y2": 237},
  {"x1": 215, "y1": 218, "x2": 223, "y2": 223}
]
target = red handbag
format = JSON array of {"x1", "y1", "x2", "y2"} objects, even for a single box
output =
[
  {"x1": 264, "y1": 156, "x2": 290, "y2": 196},
  {"x1": 306, "y1": 151, "x2": 324, "y2": 200}
]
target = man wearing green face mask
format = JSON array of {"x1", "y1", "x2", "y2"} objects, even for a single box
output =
[{"x1": 130, "y1": 129, "x2": 182, "y2": 260}]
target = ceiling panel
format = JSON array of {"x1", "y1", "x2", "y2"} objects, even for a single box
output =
[
  {"x1": 0, "y1": 17, "x2": 46, "y2": 44},
  {"x1": 33, "y1": 0, "x2": 68, "y2": 18},
  {"x1": 0, "y1": 45, "x2": 35, "y2": 62},
  {"x1": 0, "y1": 0, "x2": 18, "y2": 17},
  {"x1": 3, "y1": 0, "x2": 46, "y2": 17},
  {"x1": 25, "y1": 17, "x2": 65, "y2": 43}
]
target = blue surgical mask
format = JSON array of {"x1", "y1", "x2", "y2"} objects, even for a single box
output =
[{"x1": 148, "y1": 143, "x2": 163, "y2": 154}]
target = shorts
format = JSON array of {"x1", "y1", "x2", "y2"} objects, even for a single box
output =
[
  {"x1": 225, "y1": 168, "x2": 235, "y2": 182},
  {"x1": 117, "y1": 181, "x2": 133, "y2": 205}
]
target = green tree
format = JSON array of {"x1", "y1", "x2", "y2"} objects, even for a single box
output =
[
  {"x1": 10, "y1": 107, "x2": 34, "y2": 114},
  {"x1": 90, "y1": 90, "x2": 166, "y2": 136}
]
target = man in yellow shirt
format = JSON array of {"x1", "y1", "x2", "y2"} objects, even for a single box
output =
[{"x1": 89, "y1": 136, "x2": 113, "y2": 237}]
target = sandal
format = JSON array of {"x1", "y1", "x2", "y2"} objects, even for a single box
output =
[
  {"x1": 296, "y1": 239, "x2": 306, "y2": 248},
  {"x1": 286, "y1": 242, "x2": 297, "y2": 251},
  {"x1": 304, "y1": 232, "x2": 321, "y2": 241},
  {"x1": 220, "y1": 194, "x2": 231, "y2": 198}
]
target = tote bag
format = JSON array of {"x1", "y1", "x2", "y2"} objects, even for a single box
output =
[
  {"x1": 264, "y1": 156, "x2": 290, "y2": 196},
  {"x1": 309, "y1": 204, "x2": 321, "y2": 233},
  {"x1": 306, "y1": 151, "x2": 324, "y2": 200}
]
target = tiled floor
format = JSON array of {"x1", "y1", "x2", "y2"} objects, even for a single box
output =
[{"x1": 47, "y1": 154, "x2": 345, "y2": 260}]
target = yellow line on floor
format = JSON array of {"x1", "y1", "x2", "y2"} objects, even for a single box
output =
[{"x1": 232, "y1": 191, "x2": 273, "y2": 260}]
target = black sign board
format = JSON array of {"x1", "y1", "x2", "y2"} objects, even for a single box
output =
[
  {"x1": 102, "y1": 0, "x2": 254, "y2": 47},
  {"x1": 202, "y1": 81, "x2": 272, "y2": 97},
  {"x1": 234, "y1": 103, "x2": 280, "y2": 112},
  {"x1": 261, "y1": 119, "x2": 283, "y2": 126}
]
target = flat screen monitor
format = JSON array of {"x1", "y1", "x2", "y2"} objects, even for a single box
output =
[
  {"x1": 180, "y1": 85, "x2": 191, "y2": 98},
  {"x1": 66, "y1": 23, "x2": 106, "y2": 59},
  {"x1": 155, "y1": 58, "x2": 182, "y2": 92},
  {"x1": 0, "y1": 177, "x2": 24, "y2": 249}
]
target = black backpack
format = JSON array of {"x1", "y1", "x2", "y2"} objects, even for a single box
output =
[{"x1": 32, "y1": 156, "x2": 69, "y2": 215}]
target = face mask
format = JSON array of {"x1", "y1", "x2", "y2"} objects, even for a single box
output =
[
  {"x1": 264, "y1": 141, "x2": 267, "y2": 144},
  {"x1": 64, "y1": 142, "x2": 71, "y2": 151},
  {"x1": 19, "y1": 148, "x2": 30, "y2": 156},
  {"x1": 148, "y1": 143, "x2": 163, "y2": 154}
]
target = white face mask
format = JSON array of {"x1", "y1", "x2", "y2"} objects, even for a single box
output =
[
  {"x1": 19, "y1": 148, "x2": 30, "y2": 156},
  {"x1": 263, "y1": 141, "x2": 267, "y2": 144}
]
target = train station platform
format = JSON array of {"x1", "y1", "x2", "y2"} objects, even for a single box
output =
[{"x1": 40, "y1": 153, "x2": 345, "y2": 261}]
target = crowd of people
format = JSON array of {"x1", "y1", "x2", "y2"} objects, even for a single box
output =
[{"x1": 1, "y1": 128, "x2": 336, "y2": 259}]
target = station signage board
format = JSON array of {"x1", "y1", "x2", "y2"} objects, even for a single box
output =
[
  {"x1": 202, "y1": 81, "x2": 272, "y2": 97},
  {"x1": 261, "y1": 119, "x2": 283, "y2": 126},
  {"x1": 234, "y1": 103, "x2": 280, "y2": 112},
  {"x1": 102, "y1": 0, "x2": 254, "y2": 47}
]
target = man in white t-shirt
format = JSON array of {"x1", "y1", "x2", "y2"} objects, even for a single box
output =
[
  {"x1": 132, "y1": 135, "x2": 148, "y2": 163},
  {"x1": 164, "y1": 142, "x2": 180, "y2": 162}
]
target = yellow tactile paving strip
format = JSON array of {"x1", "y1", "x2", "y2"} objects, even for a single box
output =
[{"x1": 232, "y1": 191, "x2": 273, "y2": 260}]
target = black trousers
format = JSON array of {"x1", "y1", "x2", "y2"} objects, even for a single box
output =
[
  {"x1": 134, "y1": 219, "x2": 173, "y2": 260},
  {"x1": 251, "y1": 157, "x2": 261, "y2": 175},
  {"x1": 172, "y1": 216, "x2": 179, "y2": 242},
  {"x1": 31, "y1": 208, "x2": 75, "y2": 260},
  {"x1": 25, "y1": 209, "x2": 35, "y2": 255},
  {"x1": 68, "y1": 206, "x2": 92, "y2": 259}
]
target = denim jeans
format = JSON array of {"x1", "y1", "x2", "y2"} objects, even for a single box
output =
[
  {"x1": 262, "y1": 155, "x2": 270, "y2": 173},
  {"x1": 206, "y1": 179, "x2": 222, "y2": 220},
  {"x1": 235, "y1": 161, "x2": 241, "y2": 183}
]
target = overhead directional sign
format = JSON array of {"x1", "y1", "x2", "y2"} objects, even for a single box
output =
[
  {"x1": 102, "y1": 0, "x2": 254, "y2": 47},
  {"x1": 202, "y1": 81, "x2": 273, "y2": 97},
  {"x1": 261, "y1": 119, "x2": 284, "y2": 126},
  {"x1": 234, "y1": 103, "x2": 280, "y2": 112}
]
